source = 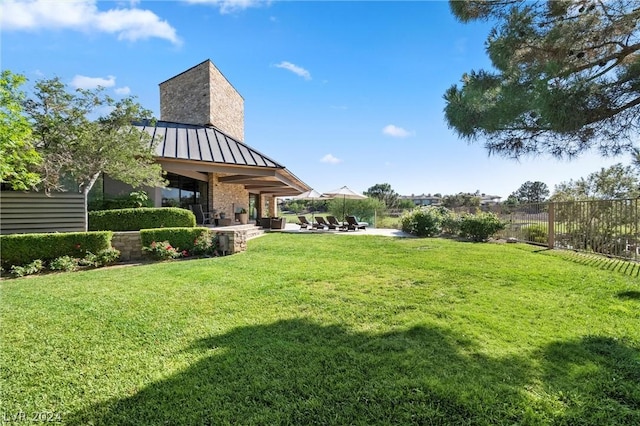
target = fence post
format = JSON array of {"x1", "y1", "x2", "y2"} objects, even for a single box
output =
[{"x1": 548, "y1": 202, "x2": 555, "y2": 249}]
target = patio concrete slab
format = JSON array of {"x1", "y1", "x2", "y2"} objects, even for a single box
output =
[{"x1": 280, "y1": 223, "x2": 414, "y2": 237}]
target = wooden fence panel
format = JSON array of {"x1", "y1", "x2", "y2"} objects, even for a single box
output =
[{"x1": 0, "y1": 191, "x2": 86, "y2": 234}]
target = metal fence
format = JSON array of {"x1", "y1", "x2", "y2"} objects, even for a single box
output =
[{"x1": 489, "y1": 199, "x2": 639, "y2": 262}]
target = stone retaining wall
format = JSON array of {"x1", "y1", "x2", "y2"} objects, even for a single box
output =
[{"x1": 111, "y1": 226, "x2": 257, "y2": 261}]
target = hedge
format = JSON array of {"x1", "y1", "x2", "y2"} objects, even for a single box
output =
[
  {"x1": 89, "y1": 207, "x2": 196, "y2": 231},
  {"x1": 0, "y1": 231, "x2": 113, "y2": 269},
  {"x1": 140, "y1": 227, "x2": 211, "y2": 253},
  {"x1": 458, "y1": 212, "x2": 506, "y2": 242}
]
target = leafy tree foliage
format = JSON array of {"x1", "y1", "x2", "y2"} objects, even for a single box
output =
[
  {"x1": 510, "y1": 181, "x2": 549, "y2": 203},
  {"x1": 0, "y1": 70, "x2": 41, "y2": 190},
  {"x1": 633, "y1": 147, "x2": 640, "y2": 171},
  {"x1": 551, "y1": 164, "x2": 640, "y2": 200},
  {"x1": 364, "y1": 183, "x2": 400, "y2": 208},
  {"x1": 444, "y1": 0, "x2": 640, "y2": 159},
  {"x1": 24, "y1": 76, "x2": 165, "y2": 196},
  {"x1": 327, "y1": 197, "x2": 385, "y2": 223},
  {"x1": 441, "y1": 192, "x2": 481, "y2": 209},
  {"x1": 397, "y1": 198, "x2": 416, "y2": 209}
]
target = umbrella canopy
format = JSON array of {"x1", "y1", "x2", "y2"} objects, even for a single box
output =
[
  {"x1": 292, "y1": 189, "x2": 323, "y2": 200},
  {"x1": 291, "y1": 189, "x2": 323, "y2": 220},
  {"x1": 322, "y1": 186, "x2": 367, "y2": 220}
]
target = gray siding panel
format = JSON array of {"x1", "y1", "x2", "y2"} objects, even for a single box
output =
[{"x1": 0, "y1": 192, "x2": 86, "y2": 235}]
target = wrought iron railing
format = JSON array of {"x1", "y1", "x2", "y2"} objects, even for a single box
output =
[{"x1": 494, "y1": 199, "x2": 639, "y2": 262}]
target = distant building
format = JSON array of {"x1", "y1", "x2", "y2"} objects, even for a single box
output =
[
  {"x1": 399, "y1": 192, "x2": 502, "y2": 208},
  {"x1": 479, "y1": 194, "x2": 502, "y2": 205},
  {"x1": 400, "y1": 194, "x2": 442, "y2": 206}
]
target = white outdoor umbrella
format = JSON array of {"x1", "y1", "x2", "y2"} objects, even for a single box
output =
[
  {"x1": 322, "y1": 186, "x2": 367, "y2": 221},
  {"x1": 291, "y1": 189, "x2": 323, "y2": 221}
]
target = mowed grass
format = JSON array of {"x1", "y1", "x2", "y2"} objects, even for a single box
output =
[{"x1": 1, "y1": 235, "x2": 639, "y2": 425}]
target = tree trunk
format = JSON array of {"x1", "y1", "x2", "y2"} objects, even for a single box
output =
[{"x1": 80, "y1": 172, "x2": 102, "y2": 232}]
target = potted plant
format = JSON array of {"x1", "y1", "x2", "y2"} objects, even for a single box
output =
[{"x1": 238, "y1": 208, "x2": 249, "y2": 224}]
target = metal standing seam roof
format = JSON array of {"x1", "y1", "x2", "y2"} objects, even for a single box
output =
[{"x1": 132, "y1": 120, "x2": 284, "y2": 168}]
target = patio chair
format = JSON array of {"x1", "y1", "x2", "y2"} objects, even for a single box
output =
[
  {"x1": 315, "y1": 216, "x2": 331, "y2": 230},
  {"x1": 345, "y1": 215, "x2": 368, "y2": 231},
  {"x1": 326, "y1": 215, "x2": 347, "y2": 231},
  {"x1": 270, "y1": 217, "x2": 287, "y2": 230},
  {"x1": 190, "y1": 204, "x2": 212, "y2": 225},
  {"x1": 298, "y1": 215, "x2": 313, "y2": 230}
]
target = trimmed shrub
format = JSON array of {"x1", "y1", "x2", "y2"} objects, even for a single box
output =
[
  {"x1": 89, "y1": 207, "x2": 196, "y2": 231},
  {"x1": 0, "y1": 231, "x2": 113, "y2": 269},
  {"x1": 140, "y1": 227, "x2": 211, "y2": 256},
  {"x1": 523, "y1": 224, "x2": 548, "y2": 244},
  {"x1": 439, "y1": 209, "x2": 460, "y2": 235},
  {"x1": 458, "y1": 212, "x2": 506, "y2": 242},
  {"x1": 400, "y1": 206, "x2": 452, "y2": 237}
]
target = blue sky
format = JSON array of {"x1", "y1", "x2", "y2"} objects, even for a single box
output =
[{"x1": 1, "y1": 0, "x2": 624, "y2": 199}]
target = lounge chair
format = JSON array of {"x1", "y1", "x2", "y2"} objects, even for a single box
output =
[
  {"x1": 345, "y1": 215, "x2": 368, "y2": 231},
  {"x1": 298, "y1": 215, "x2": 313, "y2": 230},
  {"x1": 315, "y1": 216, "x2": 330, "y2": 229},
  {"x1": 326, "y1": 215, "x2": 347, "y2": 230},
  {"x1": 190, "y1": 204, "x2": 212, "y2": 225}
]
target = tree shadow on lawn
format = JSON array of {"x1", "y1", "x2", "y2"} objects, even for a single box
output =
[
  {"x1": 617, "y1": 290, "x2": 640, "y2": 301},
  {"x1": 538, "y1": 336, "x2": 640, "y2": 425},
  {"x1": 67, "y1": 320, "x2": 640, "y2": 425}
]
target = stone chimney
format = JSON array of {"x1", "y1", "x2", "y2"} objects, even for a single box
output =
[{"x1": 159, "y1": 60, "x2": 245, "y2": 141}]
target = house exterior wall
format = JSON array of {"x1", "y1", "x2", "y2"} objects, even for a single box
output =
[
  {"x1": 0, "y1": 191, "x2": 85, "y2": 235},
  {"x1": 209, "y1": 173, "x2": 249, "y2": 220},
  {"x1": 159, "y1": 60, "x2": 245, "y2": 142}
]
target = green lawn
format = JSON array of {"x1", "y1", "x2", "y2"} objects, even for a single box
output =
[{"x1": 1, "y1": 235, "x2": 639, "y2": 425}]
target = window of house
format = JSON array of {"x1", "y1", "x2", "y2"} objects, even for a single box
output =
[{"x1": 161, "y1": 173, "x2": 208, "y2": 209}]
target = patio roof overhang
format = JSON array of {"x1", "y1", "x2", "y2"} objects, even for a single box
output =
[
  {"x1": 159, "y1": 158, "x2": 309, "y2": 196},
  {"x1": 134, "y1": 120, "x2": 311, "y2": 196}
]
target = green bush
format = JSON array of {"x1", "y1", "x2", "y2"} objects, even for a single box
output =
[
  {"x1": 0, "y1": 231, "x2": 113, "y2": 269},
  {"x1": 523, "y1": 224, "x2": 548, "y2": 244},
  {"x1": 191, "y1": 233, "x2": 220, "y2": 257},
  {"x1": 49, "y1": 256, "x2": 79, "y2": 272},
  {"x1": 80, "y1": 248, "x2": 121, "y2": 267},
  {"x1": 140, "y1": 227, "x2": 211, "y2": 255},
  {"x1": 10, "y1": 260, "x2": 44, "y2": 278},
  {"x1": 142, "y1": 241, "x2": 183, "y2": 261},
  {"x1": 459, "y1": 212, "x2": 506, "y2": 242},
  {"x1": 400, "y1": 206, "x2": 452, "y2": 237},
  {"x1": 89, "y1": 207, "x2": 196, "y2": 231}
]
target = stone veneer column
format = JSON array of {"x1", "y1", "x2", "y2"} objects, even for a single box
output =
[
  {"x1": 209, "y1": 173, "x2": 250, "y2": 220},
  {"x1": 159, "y1": 60, "x2": 245, "y2": 142}
]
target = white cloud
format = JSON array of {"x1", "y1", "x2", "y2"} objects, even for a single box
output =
[
  {"x1": 184, "y1": 0, "x2": 266, "y2": 14},
  {"x1": 320, "y1": 154, "x2": 342, "y2": 164},
  {"x1": 275, "y1": 61, "x2": 311, "y2": 80},
  {"x1": 0, "y1": 0, "x2": 180, "y2": 45},
  {"x1": 71, "y1": 75, "x2": 116, "y2": 89},
  {"x1": 115, "y1": 86, "x2": 131, "y2": 95},
  {"x1": 382, "y1": 124, "x2": 414, "y2": 138}
]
